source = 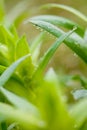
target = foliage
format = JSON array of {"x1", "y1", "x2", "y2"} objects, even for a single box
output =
[{"x1": 0, "y1": 1, "x2": 87, "y2": 130}]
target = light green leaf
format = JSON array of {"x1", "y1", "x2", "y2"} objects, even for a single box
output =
[
  {"x1": 0, "y1": 103, "x2": 45, "y2": 129},
  {"x1": 0, "y1": 87, "x2": 39, "y2": 116},
  {"x1": 34, "y1": 28, "x2": 76, "y2": 76},
  {"x1": 41, "y1": 4, "x2": 87, "y2": 22},
  {"x1": 29, "y1": 19, "x2": 87, "y2": 63},
  {"x1": 15, "y1": 35, "x2": 34, "y2": 81},
  {"x1": 16, "y1": 35, "x2": 30, "y2": 59},
  {"x1": 0, "y1": 25, "x2": 15, "y2": 63},
  {"x1": 28, "y1": 15, "x2": 84, "y2": 37},
  {"x1": 0, "y1": 54, "x2": 31, "y2": 86},
  {"x1": 10, "y1": 25, "x2": 19, "y2": 41}
]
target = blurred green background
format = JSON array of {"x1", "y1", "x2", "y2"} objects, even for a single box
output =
[{"x1": 4, "y1": 0, "x2": 87, "y2": 76}]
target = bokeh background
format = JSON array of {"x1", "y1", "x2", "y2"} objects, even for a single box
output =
[{"x1": 4, "y1": 0, "x2": 87, "y2": 76}]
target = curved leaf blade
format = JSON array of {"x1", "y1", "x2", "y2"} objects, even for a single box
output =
[
  {"x1": 28, "y1": 15, "x2": 84, "y2": 37},
  {"x1": 0, "y1": 54, "x2": 31, "y2": 86},
  {"x1": 29, "y1": 19, "x2": 87, "y2": 63},
  {"x1": 33, "y1": 28, "x2": 76, "y2": 77},
  {"x1": 41, "y1": 4, "x2": 87, "y2": 22}
]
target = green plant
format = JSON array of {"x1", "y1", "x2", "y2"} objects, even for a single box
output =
[{"x1": 0, "y1": 2, "x2": 87, "y2": 130}]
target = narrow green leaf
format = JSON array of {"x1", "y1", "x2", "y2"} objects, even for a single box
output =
[
  {"x1": 15, "y1": 35, "x2": 34, "y2": 81},
  {"x1": 0, "y1": 25, "x2": 14, "y2": 44},
  {"x1": 38, "y1": 28, "x2": 76, "y2": 71},
  {"x1": 0, "y1": 25, "x2": 15, "y2": 63},
  {"x1": 0, "y1": 54, "x2": 31, "y2": 86},
  {"x1": 16, "y1": 35, "x2": 30, "y2": 59},
  {"x1": 28, "y1": 15, "x2": 84, "y2": 37},
  {"x1": 0, "y1": 87, "x2": 39, "y2": 116},
  {"x1": 33, "y1": 28, "x2": 76, "y2": 76},
  {"x1": 41, "y1": 4, "x2": 87, "y2": 22},
  {"x1": 10, "y1": 25, "x2": 19, "y2": 41},
  {"x1": 0, "y1": 103, "x2": 45, "y2": 129},
  {"x1": 29, "y1": 20, "x2": 87, "y2": 63},
  {"x1": 0, "y1": 65, "x2": 24, "y2": 87}
]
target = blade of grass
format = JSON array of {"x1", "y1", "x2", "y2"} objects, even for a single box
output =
[
  {"x1": 34, "y1": 27, "x2": 76, "y2": 76},
  {"x1": 28, "y1": 15, "x2": 84, "y2": 37},
  {"x1": 41, "y1": 4, "x2": 87, "y2": 22},
  {"x1": 29, "y1": 19, "x2": 87, "y2": 63},
  {"x1": 0, "y1": 54, "x2": 31, "y2": 86}
]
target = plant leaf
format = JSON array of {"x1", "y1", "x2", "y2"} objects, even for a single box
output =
[
  {"x1": 0, "y1": 87, "x2": 39, "y2": 116},
  {"x1": 41, "y1": 4, "x2": 87, "y2": 22},
  {"x1": 28, "y1": 15, "x2": 84, "y2": 37},
  {"x1": 0, "y1": 25, "x2": 15, "y2": 63},
  {"x1": 0, "y1": 54, "x2": 31, "y2": 86},
  {"x1": 15, "y1": 35, "x2": 34, "y2": 82},
  {"x1": 16, "y1": 35, "x2": 30, "y2": 59},
  {"x1": 29, "y1": 19, "x2": 87, "y2": 63},
  {"x1": 0, "y1": 103, "x2": 45, "y2": 129},
  {"x1": 33, "y1": 28, "x2": 76, "y2": 76}
]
